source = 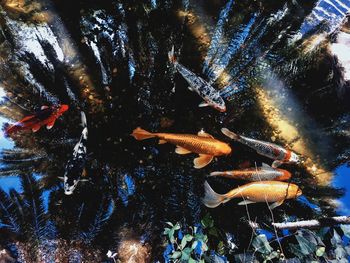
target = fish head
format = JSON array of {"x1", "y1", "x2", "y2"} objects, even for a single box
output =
[
  {"x1": 64, "y1": 175, "x2": 79, "y2": 195},
  {"x1": 219, "y1": 143, "x2": 232, "y2": 155},
  {"x1": 287, "y1": 184, "x2": 302, "y2": 199},
  {"x1": 277, "y1": 169, "x2": 292, "y2": 181},
  {"x1": 214, "y1": 104, "x2": 226, "y2": 112},
  {"x1": 289, "y1": 152, "x2": 300, "y2": 164}
]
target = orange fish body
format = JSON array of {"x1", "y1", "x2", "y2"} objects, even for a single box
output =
[
  {"x1": 210, "y1": 163, "x2": 291, "y2": 181},
  {"x1": 131, "y1": 127, "x2": 231, "y2": 168},
  {"x1": 5, "y1": 104, "x2": 69, "y2": 135},
  {"x1": 203, "y1": 180, "x2": 302, "y2": 209}
]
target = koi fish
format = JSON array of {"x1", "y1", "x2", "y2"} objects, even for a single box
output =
[
  {"x1": 168, "y1": 47, "x2": 226, "y2": 112},
  {"x1": 209, "y1": 163, "x2": 291, "y2": 181},
  {"x1": 131, "y1": 127, "x2": 232, "y2": 168},
  {"x1": 5, "y1": 104, "x2": 69, "y2": 135},
  {"x1": 221, "y1": 128, "x2": 300, "y2": 168},
  {"x1": 203, "y1": 181, "x2": 302, "y2": 209},
  {"x1": 62, "y1": 112, "x2": 88, "y2": 195}
]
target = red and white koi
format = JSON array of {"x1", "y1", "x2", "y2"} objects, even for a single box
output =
[{"x1": 221, "y1": 128, "x2": 300, "y2": 168}]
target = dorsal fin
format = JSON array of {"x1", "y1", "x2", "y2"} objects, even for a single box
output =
[
  {"x1": 197, "y1": 130, "x2": 213, "y2": 138},
  {"x1": 261, "y1": 163, "x2": 274, "y2": 170}
]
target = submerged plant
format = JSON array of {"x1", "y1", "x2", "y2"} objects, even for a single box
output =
[{"x1": 162, "y1": 214, "x2": 228, "y2": 262}]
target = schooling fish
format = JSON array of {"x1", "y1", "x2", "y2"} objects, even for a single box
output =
[
  {"x1": 221, "y1": 128, "x2": 300, "y2": 168},
  {"x1": 168, "y1": 47, "x2": 226, "y2": 112},
  {"x1": 131, "y1": 127, "x2": 232, "y2": 168},
  {"x1": 5, "y1": 104, "x2": 69, "y2": 135},
  {"x1": 209, "y1": 163, "x2": 291, "y2": 181},
  {"x1": 62, "y1": 111, "x2": 88, "y2": 195},
  {"x1": 203, "y1": 180, "x2": 302, "y2": 209}
]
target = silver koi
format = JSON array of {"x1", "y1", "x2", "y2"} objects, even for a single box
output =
[
  {"x1": 168, "y1": 47, "x2": 226, "y2": 112},
  {"x1": 221, "y1": 128, "x2": 300, "y2": 168}
]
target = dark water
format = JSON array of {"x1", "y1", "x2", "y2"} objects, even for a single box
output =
[{"x1": 0, "y1": 0, "x2": 349, "y2": 262}]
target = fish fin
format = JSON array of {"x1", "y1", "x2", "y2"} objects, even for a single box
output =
[
  {"x1": 46, "y1": 119, "x2": 56, "y2": 130},
  {"x1": 21, "y1": 115, "x2": 35, "y2": 122},
  {"x1": 158, "y1": 139, "x2": 167, "y2": 144},
  {"x1": 209, "y1": 171, "x2": 222, "y2": 177},
  {"x1": 32, "y1": 125, "x2": 41, "y2": 132},
  {"x1": 198, "y1": 102, "x2": 209, "y2": 108},
  {"x1": 238, "y1": 200, "x2": 256, "y2": 206},
  {"x1": 261, "y1": 163, "x2": 274, "y2": 170},
  {"x1": 80, "y1": 111, "x2": 87, "y2": 127},
  {"x1": 41, "y1": 105, "x2": 49, "y2": 110},
  {"x1": 197, "y1": 130, "x2": 214, "y2": 138},
  {"x1": 194, "y1": 154, "x2": 213, "y2": 169},
  {"x1": 221, "y1": 128, "x2": 240, "y2": 141},
  {"x1": 269, "y1": 200, "x2": 284, "y2": 210},
  {"x1": 272, "y1": 160, "x2": 283, "y2": 168},
  {"x1": 131, "y1": 127, "x2": 155, "y2": 140},
  {"x1": 202, "y1": 181, "x2": 226, "y2": 208},
  {"x1": 187, "y1": 86, "x2": 194, "y2": 91},
  {"x1": 175, "y1": 146, "x2": 191, "y2": 154}
]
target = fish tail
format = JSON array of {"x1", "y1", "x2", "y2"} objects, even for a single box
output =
[
  {"x1": 168, "y1": 46, "x2": 177, "y2": 64},
  {"x1": 131, "y1": 127, "x2": 156, "y2": 140},
  {"x1": 221, "y1": 128, "x2": 241, "y2": 141},
  {"x1": 80, "y1": 111, "x2": 87, "y2": 128},
  {"x1": 202, "y1": 181, "x2": 226, "y2": 208}
]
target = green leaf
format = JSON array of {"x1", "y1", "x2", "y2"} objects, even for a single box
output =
[
  {"x1": 341, "y1": 225, "x2": 350, "y2": 238},
  {"x1": 201, "y1": 213, "x2": 214, "y2": 228},
  {"x1": 191, "y1": 241, "x2": 198, "y2": 250},
  {"x1": 168, "y1": 229, "x2": 175, "y2": 243},
  {"x1": 208, "y1": 227, "x2": 219, "y2": 238},
  {"x1": 188, "y1": 258, "x2": 197, "y2": 263},
  {"x1": 252, "y1": 234, "x2": 273, "y2": 254},
  {"x1": 181, "y1": 248, "x2": 192, "y2": 261},
  {"x1": 181, "y1": 238, "x2": 187, "y2": 250},
  {"x1": 217, "y1": 241, "x2": 225, "y2": 255},
  {"x1": 316, "y1": 246, "x2": 325, "y2": 257},
  {"x1": 295, "y1": 235, "x2": 316, "y2": 256},
  {"x1": 163, "y1": 228, "x2": 171, "y2": 235},
  {"x1": 174, "y1": 223, "x2": 181, "y2": 230},
  {"x1": 184, "y1": 234, "x2": 193, "y2": 242},
  {"x1": 202, "y1": 242, "x2": 208, "y2": 252},
  {"x1": 171, "y1": 251, "x2": 182, "y2": 259}
]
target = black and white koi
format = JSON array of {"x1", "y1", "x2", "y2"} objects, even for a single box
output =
[
  {"x1": 221, "y1": 128, "x2": 300, "y2": 168},
  {"x1": 168, "y1": 47, "x2": 226, "y2": 112},
  {"x1": 62, "y1": 111, "x2": 88, "y2": 195}
]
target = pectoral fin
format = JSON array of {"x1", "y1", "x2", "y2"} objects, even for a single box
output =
[
  {"x1": 175, "y1": 146, "x2": 191, "y2": 155},
  {"x1": 158, "y1": 139, "x2": 167, "y2": 144},
  {"x1": 198, "y1": 102, "x2": 209, "y2": 108},
  {"x1": 238, "y1": 200, "x2": 256, "y2": 206},
  {"x1": 197, "y1": 130, "x2": 214, "y2": 138},
  {"x1": 46, "y1": 119, "x2": 56, "y2": 130},
  {"x1": 269, "y1": 200, "x2": 284, "y2": 210},
  {"x1": 194, "y1": 154, "x2": 213, "y2": 169},
  {"x1": 32, "y1": 125, "x2": 41, "y2": 132},
  {"x1": 272, "y1": 160, "x2": 283, "y2": 168}
]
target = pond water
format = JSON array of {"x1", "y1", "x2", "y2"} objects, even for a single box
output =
[{"x1": 0, "y1": 0, "x2": 349, "y2": 262}]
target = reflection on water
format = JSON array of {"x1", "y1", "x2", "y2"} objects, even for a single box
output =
[{"x1": 0, "y1": 0, "x2": 349, "y2": 261}]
